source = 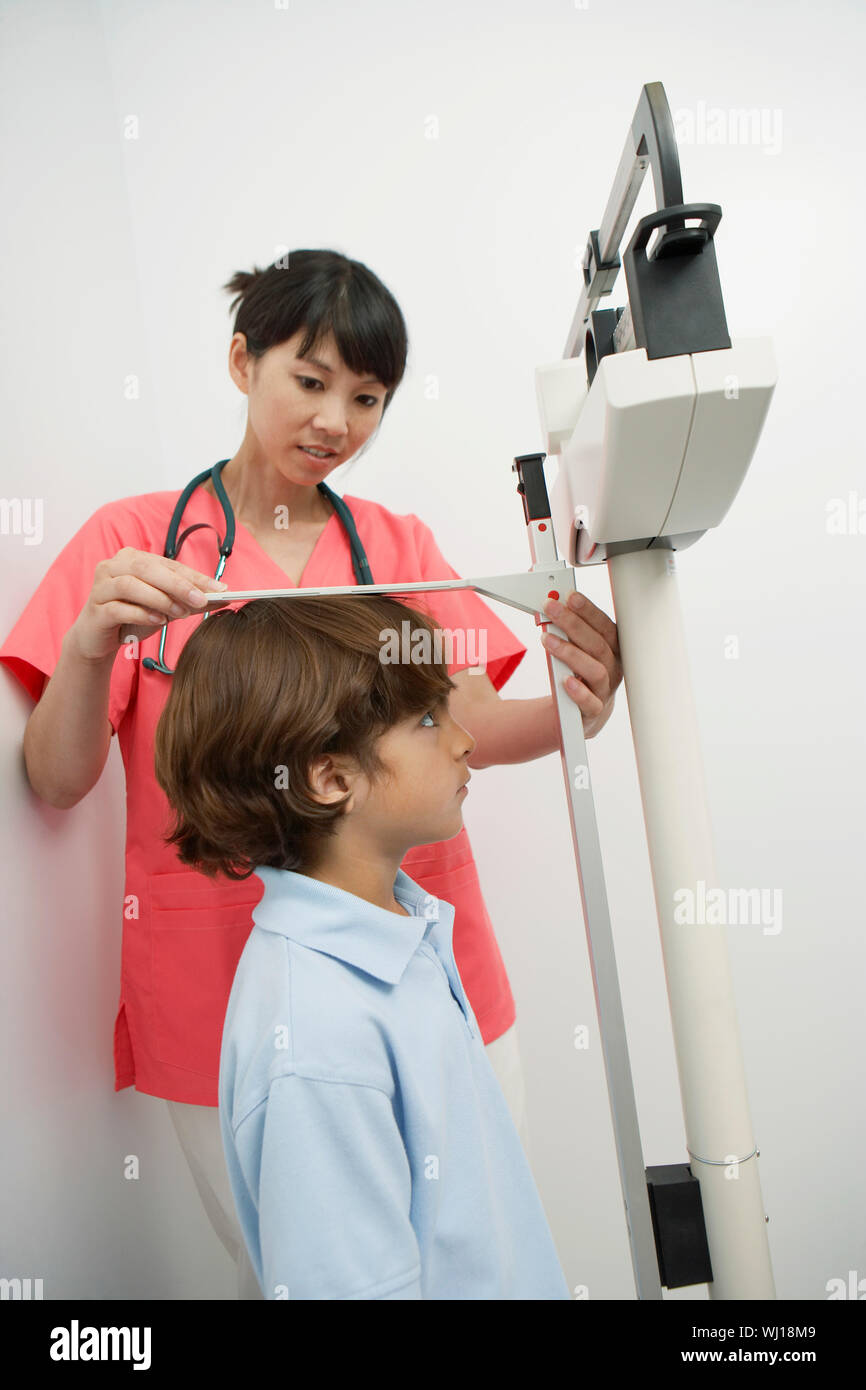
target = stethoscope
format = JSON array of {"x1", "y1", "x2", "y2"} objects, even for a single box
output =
[{"x1": 144, "y1": 457, "x2": 375, "y2": 674}]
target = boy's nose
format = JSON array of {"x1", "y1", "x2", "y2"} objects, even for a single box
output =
[
  {"x1": 459, "y1": 729, "x2": 476, "y2": 757},
  {"x1": 448, "y1": 709, "x2": 476, "y2": 757}
]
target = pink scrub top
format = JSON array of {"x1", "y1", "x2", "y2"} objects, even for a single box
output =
[{"x1": 0, "y1": 482, "x2": 527, "y2": 1105}]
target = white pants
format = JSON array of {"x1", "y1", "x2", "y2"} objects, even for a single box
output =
[{"x1": 165, "y1": 1019, "x2": 531, "y2": 1300}]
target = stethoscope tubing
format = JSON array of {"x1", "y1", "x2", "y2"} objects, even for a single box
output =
[{"x1": 143, "y1": 458, "x2": 373, "y2": 674}]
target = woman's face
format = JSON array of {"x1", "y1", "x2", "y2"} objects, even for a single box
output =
[{"x1": 230, "y1": 327, "x2": 388, "y2": 479}]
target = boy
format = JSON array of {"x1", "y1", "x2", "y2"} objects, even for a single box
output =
[{"x1": 154, "y1": 594, "x2": 570, "y2": 1300}]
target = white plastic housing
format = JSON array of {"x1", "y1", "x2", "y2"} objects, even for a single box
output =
[{"x1": 535, "y1": 339, "x2": 777, "y2": 564}]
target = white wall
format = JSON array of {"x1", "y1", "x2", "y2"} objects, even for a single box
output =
[{"x1": 1, "y1": 0, "x2": 862, "y2": 1300}]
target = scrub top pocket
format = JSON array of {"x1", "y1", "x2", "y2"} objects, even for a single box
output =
[{"x1": 148, "y1": 869, "x2": 264, "y2": 1078}]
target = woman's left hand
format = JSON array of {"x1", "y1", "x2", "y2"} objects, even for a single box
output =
[{"x1": 540, "y1": 592, "x2": 623, "y2": 739}]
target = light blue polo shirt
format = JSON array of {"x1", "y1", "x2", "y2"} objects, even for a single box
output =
[{"x1": 218, "y1": 865, "x2": 571, "y2": 1300}]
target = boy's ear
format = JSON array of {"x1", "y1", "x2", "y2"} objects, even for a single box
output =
[{"x1": 306, "y1": 753, "x2": 362, "y2": 807}]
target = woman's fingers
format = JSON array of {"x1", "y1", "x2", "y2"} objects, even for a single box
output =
[{"x1": 540, "y1": 592, "x2": 623, "y2": 737}]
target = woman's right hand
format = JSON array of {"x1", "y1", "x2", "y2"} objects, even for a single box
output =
[{"x1": 69, "y1": 548, "x2": 232, "y2": 662}]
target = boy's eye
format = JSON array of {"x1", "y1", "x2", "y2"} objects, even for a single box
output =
[{"x1": 420, "y1": 710, "x2": 438, "y2": 728}]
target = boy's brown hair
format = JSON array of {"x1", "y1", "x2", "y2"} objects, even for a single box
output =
[{"x1": 153, "y1": 595, "x2": 456, "y2": 881}]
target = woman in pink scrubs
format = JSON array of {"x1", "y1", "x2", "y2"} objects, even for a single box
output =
[{"x1": 1, "y1": 249, "x2": 622, "y2": 1299}]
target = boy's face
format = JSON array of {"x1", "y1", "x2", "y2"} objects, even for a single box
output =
[{"x1": 351, "y1": 693, "x2": 475, "y2": 851}]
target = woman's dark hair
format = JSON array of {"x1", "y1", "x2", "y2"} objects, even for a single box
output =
[
  {"x1": 153, "y1": 595, "x2": 456, "y2": 882},
  {"x1": 222, "y1": 249, "x2": 408, "y2": 413}
]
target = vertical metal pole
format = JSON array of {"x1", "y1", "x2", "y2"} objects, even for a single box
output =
[
  {"x1": 606, "y1": 546, "x2": 775, "y2": 1299},
  {"x1": 514, "y1": 457, "x2": 662, "y2": 1298}
]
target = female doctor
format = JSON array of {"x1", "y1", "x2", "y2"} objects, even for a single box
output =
[{"x1": 0, "y1": 248, "x2": 622, "y2": 1300}]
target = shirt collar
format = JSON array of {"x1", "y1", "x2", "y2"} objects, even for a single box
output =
[{"x1": 251, "y1": 865, "x2": 454, "y2": 985}]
